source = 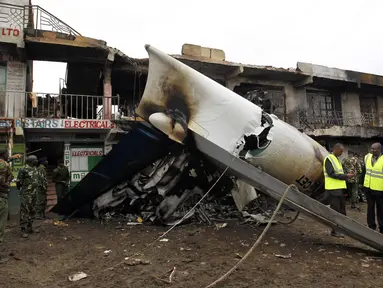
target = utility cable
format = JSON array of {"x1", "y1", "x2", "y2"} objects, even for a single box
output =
[{"x1": 204, "y1": 184, "x2": 296, "y2": 288}]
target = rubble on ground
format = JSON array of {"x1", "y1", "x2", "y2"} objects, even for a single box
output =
[{"x1": 92, "y1": 147, "x2": 290, "y2": 226}]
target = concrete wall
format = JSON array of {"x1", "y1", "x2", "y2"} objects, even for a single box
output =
[
  {"x1": 0, "y1": 0, "x2": 29, "y2": 117},
  {"x1": 306, "y1": 125, "x2": 383, "y2": 138},
  {"x1": 5, "y1": 60, "x2": 27, "y2": 118},
  {"x1": 182, "y1": 44, "x2": 225, "y2": 61},
  {"x1": 377, "y1": 96, "x2": 383, "y2": 125},
  {"x1": 284, "y1": 85, "x2": 307, "y2": 124},
  {"x1": 341, "y1": 92, "x2": 361, "y2": 125},
  {"x1": 0, "y1": 45, "x2": 27, "y2": 118}
]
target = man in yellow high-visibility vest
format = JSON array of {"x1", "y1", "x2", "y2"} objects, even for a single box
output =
[
  {"x1": 323, "y1": 143, "x2": 354, "y2": 237},
  {"x1": 363, "y1": 142, "x2": 383, "y2": 234}
]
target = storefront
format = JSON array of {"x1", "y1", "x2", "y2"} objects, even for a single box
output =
[
  {"x1": 68, "y1": 146, "x2": 104, "y2": 189},
  {"x1": 24, "y1": 118, "x2": 115, "y2": 188}
]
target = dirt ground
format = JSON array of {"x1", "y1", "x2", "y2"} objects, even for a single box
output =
[{"x1": 1, "y1": 203, "x2": 382, "y2": 288}]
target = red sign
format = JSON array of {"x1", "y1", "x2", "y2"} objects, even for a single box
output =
[
  {"x1": 63, "y1": 119, "x2": 114, "y2": 129},
  {"x1": 1, "y1": 28, "x2": 20, "y2": 37}
]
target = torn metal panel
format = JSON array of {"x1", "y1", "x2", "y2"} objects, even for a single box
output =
[
  {"x1": 92, "y1": 144, "x2": 264, "y2": 225},
  {"x1": 242, "y1": 211, "x2": 277, "y2": 224},
  {"x1": 93, "y1": 182, "x2": 137, "y2": 218},
  {"x1": 231, "y1": 179, "x2": 258, "y2": 212},
  {"x1": 51, "y1": 122, "x2": 176, "y2": 216}
]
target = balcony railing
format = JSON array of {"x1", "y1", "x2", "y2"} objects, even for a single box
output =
[
  {"x1": 0, "y1": 3, "x2": 80, "y2": 36},
  {"x1": 295, "y1": 110, "x2": 382, "y2": 130},
  {"x1": 2, "y1": 91, "x2": 120, "y2": 120},
  {"x1": 0, "y1": 2, "x2": 24, "y2": 31},
  {"x1": 25, "y1": 5, "x2": 81, "y2": 36}
]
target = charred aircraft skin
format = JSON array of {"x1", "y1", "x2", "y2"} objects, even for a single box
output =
[{"x1": 137, "y1": 45, "x2": 329, "y2": 199}]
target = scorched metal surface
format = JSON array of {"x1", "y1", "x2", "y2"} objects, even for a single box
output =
[{"x1": 51, "y1": 122, "x2": 176, "y2": 216}]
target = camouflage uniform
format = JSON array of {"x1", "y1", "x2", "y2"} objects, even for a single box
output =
[
  {"x1": 342, "y1": 156, "x2": 362, "y2": 207},
  {"x1": 35, "y1": 164, "x2": 48, "y2": 218},
  {"x1": 0, "y1": 159, "x2": 13, "y2": 244},
  {"x1": 17, "y1": 163, "x2": 39, "y2": 233}
]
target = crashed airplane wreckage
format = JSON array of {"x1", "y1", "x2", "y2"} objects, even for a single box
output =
[{"x1": 52, "y1": 45, "x2": 383, "y2": 252}]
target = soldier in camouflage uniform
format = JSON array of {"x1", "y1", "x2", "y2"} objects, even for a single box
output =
[
  {"x1": 0, "y1": 149, "x2": 13, "y2": 264},
  {"x1": 16, "y1": 155, "x2": 39, "y2": 238},
  {"x1": 52, "y1": 159, "x2": 70, "y2": 201},
  {"x1": 357, "y1": 154, "x2": 367, "y2": 203},
  {"x1": 342, "y1": 152, "x2": 363, "y2": 209},
  {"x1": 36, "y1": 157, "x2": 48, "y2": 219}
]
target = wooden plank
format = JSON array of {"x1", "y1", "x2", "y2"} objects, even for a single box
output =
[{"x1": 193, "y1": 133, "x2": 383, "y2": 252}]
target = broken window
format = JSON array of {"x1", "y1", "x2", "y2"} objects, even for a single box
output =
[
  {"x1": 360, "y1": 95, "x2": 379, "y2": 126},
  {"x1": 307, "y1": 90, "x2": 342, "y2": 126},
  {"x1": 234, "y1": 84, "x2": 285, "y2": 120}
]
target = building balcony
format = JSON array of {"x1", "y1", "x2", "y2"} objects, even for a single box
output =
[
  {"x1": 2, "y1": 90, "x2": 120, "y2": 120},
  {"x1": 293, "y1": 110, "x2": 383, "y2": 138}
]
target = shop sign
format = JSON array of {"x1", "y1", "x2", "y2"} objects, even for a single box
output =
[
  {"x1": 1, "y1": 27, "x2": 20, "y2": 37},
  {"x1": 24, "y1": 118, "x2": 114, "y2": 129},
  {"x1": 0, "y1": 120, "x2": 12, "y2": 128},
  {"x1": 71, "y1": 148, "x2": 103, "y2": 157},
  {"x1": 64, "y1": 144, "x2": 70, "y2": 167},
  {"x1": 71, "y1": 171, "x2": 88, "y2": 182}
]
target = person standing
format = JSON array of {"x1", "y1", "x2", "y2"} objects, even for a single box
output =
[
  {"x1": 323, "y1": 143, "x2": 354, "y2": 237},
  {"x1": 0, "y1": 149, "x2": 13, "y2": 264},
  {"x1": 342, "y1": 152, "x2": 362, "y2": 209},
  {"x1": 363, "y1": 143, "x2": 383, "y2": 233},
  {"x1": 16, "y1": 155, "x2": 39, "y2": 238},
  {"x1": 52, "y1": 159, "x2": 69, "y2": 201},
  {"x1": 357, "y1": 153, "x2": 367, "y2": 203},
  {"x1": 36, "y1": 157, "x2": 48, "y2": 219}
]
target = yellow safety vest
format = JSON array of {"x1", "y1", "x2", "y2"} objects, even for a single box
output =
[
  {"x1": 323, "y1": 154, "x2": 347, "y2": 190},
  {"x1": 363, "y1": 153, "x2": 383, "y2": 191}
]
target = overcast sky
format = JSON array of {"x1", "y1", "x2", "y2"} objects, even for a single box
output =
[{"x1": 32, "y1": 0, "x2": 383, "y2": 93}]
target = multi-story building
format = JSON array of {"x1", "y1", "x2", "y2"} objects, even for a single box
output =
[
  {"x1": 1, "y1": 3, "x2": 382, "y2": 214},
  {"x1": 0, "y1": 1, "x2": 134, "y2": 213},
  {"x1": 139, "y1": 44, "x2": 383, "y2": 157}
]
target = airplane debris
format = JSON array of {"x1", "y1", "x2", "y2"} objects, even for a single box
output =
[
  {"x1": 68, "y1": 272, "x2": 88, "y2": 282},
  {"x1": 274, "y1": 253, "x2": 292, "y2": 259},
  {"x1": 214, "y1": 223, "x2": 228, "y2": 230},
  {"x1": 169, "y1": 267, "x2": 176, "y2": 283},
  {"x1": 124, "y1": 257, "x2": 151, "y2": 266},
  {"x1": 180, "y1": 247, "x2": 192, "y2": 251},
  {"x1": 92, "y1": 148, "x2": 281, "y2": 226},
  {"x1": 53, "y1": 221, "x2": 68, "y2": 227}
]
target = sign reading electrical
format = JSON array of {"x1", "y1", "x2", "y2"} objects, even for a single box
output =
[
  {"x1": 71, "y1": 149, "x2": 103, "y2": 157},
  {"x1": 24, "y1": 118, "x2": 114, "y2": 129}
]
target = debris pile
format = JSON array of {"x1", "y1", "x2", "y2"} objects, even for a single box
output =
[{"x1": 93, "y1": 148, "x2": 289, "y2": 226}]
